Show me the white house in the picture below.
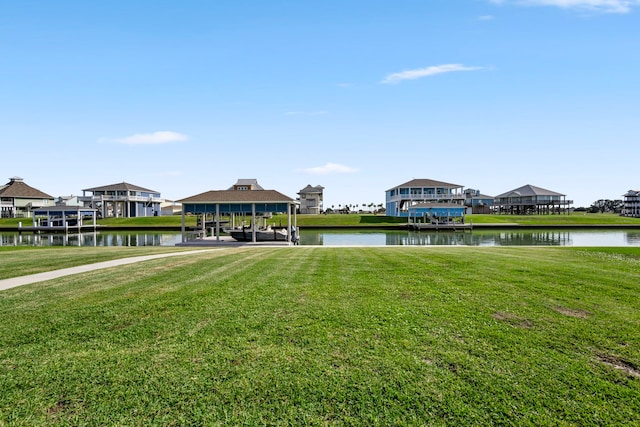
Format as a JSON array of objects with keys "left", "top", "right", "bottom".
[{"left": 298, "top": 184, "right": 324, "bottom": 214}]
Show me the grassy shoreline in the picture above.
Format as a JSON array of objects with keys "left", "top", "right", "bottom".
[
  {"left": 1, "top": 213, "right": 640, "bottom": 231},
  {"left": 1, "top": 246, "right": 639, "bottom": 425}
]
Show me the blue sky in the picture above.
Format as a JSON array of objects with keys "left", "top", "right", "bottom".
[{"left": 2, "top": 0, "right": 639, "bottom": 209}]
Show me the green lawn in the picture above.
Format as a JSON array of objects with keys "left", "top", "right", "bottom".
[
  {"left": 468, "top": 213, "right": 640, "bottom": 225},
  {"left": 0, "top": 247, "right": 194, "bottom": 280},
  {"left": 1, "top": 247, "right": 639, "bottom": 425},
  {"left": 2, "top": 212, "right": 639, "bottom": 229}
]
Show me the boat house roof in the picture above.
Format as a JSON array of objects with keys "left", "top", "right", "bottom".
[{"left": 178, "top": 189, "right": 295, "bottom": 215}]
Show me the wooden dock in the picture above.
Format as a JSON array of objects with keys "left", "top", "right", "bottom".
[
  {"left": 408, "top": 222, "right": 473, "bottom": 232},
  {"left": 17, "top": 224, "right": 101, "bottom": 234}
]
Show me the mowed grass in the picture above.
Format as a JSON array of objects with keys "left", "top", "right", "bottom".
[
  {"left": 1, "top": 247, "right": 639, "bottom": 425},
  {"left": 468, "top": 213, "right": 640, "bottom": 225},
  {"left": 0, "top": 247, "right": 194, "bottom": 280}
]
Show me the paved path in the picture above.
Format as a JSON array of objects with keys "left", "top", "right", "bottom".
[{"left": 0, "top": 249, "right": 219, "bottom": 291}]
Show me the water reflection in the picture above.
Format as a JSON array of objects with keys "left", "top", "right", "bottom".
[
  {"left": 1, "top": 229, "right": 639, "bottom": 247},
  {"left": 0, "top": 231, "right": 182, "bottom": 247},
  {"left": 299, "top": 229, "right": 640, "bottom": 247}
]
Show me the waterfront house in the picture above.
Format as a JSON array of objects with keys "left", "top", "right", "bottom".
[
  {"left": 494, "top": 184, "right": 572, "bottom": 215},
  {"left": 622, "top": 190, "right": 640, "bottom": 217},
  {"left": 177, "top": 179, "right": 297, "bottom": 243},
  {"left": 385, "top": 179, "right": 465, "bottom": 217},
  {"left": 80, "top": 182, "right": 162, "bottom": 218},
  {"left": 0, "top": 177, "right": 54, "bottom": 218},
  {"left": 463, "top": 189, "right": 494, "bottom": 214},
  {"left": 298, "top": 184, "right": 324, "bottom": 214}
]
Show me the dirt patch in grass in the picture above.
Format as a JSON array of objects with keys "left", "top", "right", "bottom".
[
  {"left": 492, "top": 311, "right": 533, "bottom": 328},
  {"left": 553, "top": 306, "right": 590, "bottom": 319},
  {"left": 47, "top": 399, "right": 72, "bottom": 416},
  {"left": 599, "top": 355, "right": 640, "bottom": 379}
]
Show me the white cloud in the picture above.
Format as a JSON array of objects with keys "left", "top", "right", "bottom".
[
  {"left": 101, "top": 131, "right": 189, "bottom": 145},
  {"left": 478, "top": 14, "right": 496, "bottom": 20},
  {"left": 381, "top": 64, "right": 484, "bottom": 84},
  {"left": 489, "top": 0, "right": 640, "bottom": 13},
  {"left": 300, "top": 163, "right": 358, "bottom": 175}
]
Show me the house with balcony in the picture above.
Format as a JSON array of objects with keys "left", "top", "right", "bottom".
[
  {"left": 0, "top": 177, "right": 54, "bottom": 218},
  {"left": 494, "top": 184, "right": 572, "bottom": 215},
  {"left": 622, "top": 189, "right": 640, "bottom": 217},
  {"left": 385, "top": 179, "right": 465, "bottom": 217},
  {"left": 464, "top": 189, "right": 494, "bottom": 214},
  {"left": 80, "top": 182, "right": 162, "bottom": 218},
  {"left": 298, "top": 184, "right": 324, "bottom": 214}
]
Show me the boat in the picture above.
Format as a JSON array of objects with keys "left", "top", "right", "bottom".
[{"left": 229, "top": 226, "right": 289, "bottom": 242}]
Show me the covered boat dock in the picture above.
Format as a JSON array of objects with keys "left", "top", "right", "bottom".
[
  {"left": 21, "top": 206, "right": 99, "bottom": 233},
  {"left": 177, "top": 185, "right": 298, "bottom": 246}
]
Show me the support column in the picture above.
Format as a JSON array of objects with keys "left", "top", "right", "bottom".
[
  {"left": 181, "top": 210, "right": 186, "bottom": 243},
  {"left": 287, "top": 204, "right": 292, "bottom": 244},
  {"left": 251, "top": 203, "right": 257, "bottom": 243},
  {"left": 216, "top": 204, "right": 220, "bottom": 242}
]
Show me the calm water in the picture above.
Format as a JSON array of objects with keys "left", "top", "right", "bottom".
[{"left": 2, "top": 229, "right": 640, "bottom": 247}]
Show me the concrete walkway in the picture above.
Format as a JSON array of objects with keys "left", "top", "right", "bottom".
[{"left": 0, "top": 249, "right": 220, "bottom": 291}]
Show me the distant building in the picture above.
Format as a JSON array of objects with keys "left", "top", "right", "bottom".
[
  {"left": 298, "top": 184, "right": 324, "bottom": 214},
  {"left": 494, "top": 184, "right": 572, "bottom": 215},
  {"left": 160, "top": 200, "right": 182, "bottom": 216},
  {"left": 0, "top": 177, "right": 54, "bottom": 218},
  {"left": 80, "top": 182, "right": 162, "bottom": 218},
  {"left": 385, "top": 179, "right": 465, "bottom": 217},
  {"left": 55, "top": 195, "right": 83, "bottom": 207},
  {"left": 464, "top": 189, "right": 494, "bottom": 214},
  {"left": 622, "top": 190, "right": 640, "bottom": 217}
]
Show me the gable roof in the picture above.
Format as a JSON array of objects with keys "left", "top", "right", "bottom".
[
  {"left": 495, "top": 184, "right": 565, "bottom": 199},
  {"left": 298, "top": 184, "right": 324, "bottom": 194},
  {"left": 82, "top": 182, "right": 159, "bottom": 193},
  {"left": 387, "top": 178, "right": 463, "bottom": 191},
  {"left": 178, "top": 189, "right": 294, "bottom": 204},
  {"left": 227, "top": 179, "right": 264, "bottom": 190},
  {"left": 0, "top": 177, "right": 53, "bottom": 199}
]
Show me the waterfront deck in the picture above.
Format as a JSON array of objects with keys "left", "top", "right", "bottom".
[
  {"left": 176, "top": 235, "right": 293, "bottom": 247},
  {"left": 408, "top": 222, "right": 473, "bottom": 232},
  {"left": 17, "top": 224, "right": 102, "bottom": 233}
]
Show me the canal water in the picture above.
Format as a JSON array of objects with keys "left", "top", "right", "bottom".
[{"left": 2, "top": 229, "right": 640, "bottom": 247}]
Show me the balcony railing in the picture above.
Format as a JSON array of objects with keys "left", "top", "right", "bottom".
[
  {"left": 389, "top": 194, "right": 465, "bottom": 201},
  {"left": 80, "top": 195, "right": 162, "bottom": 203}
]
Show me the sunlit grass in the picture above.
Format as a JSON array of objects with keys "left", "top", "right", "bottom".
[{"left": 1, "top": 247, "right": 639, "bottom": 425}]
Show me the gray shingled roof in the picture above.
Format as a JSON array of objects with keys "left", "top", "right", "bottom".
[
  {"left": 0, "top": 178, "right": 53, "bottom": 199},
  {"left": 387, "top": 178, "right": 463, "bottom": 191},
  {"left": 495, "top": 184, "right": 565, "bottom": 199},
  {"left": 178, "top": 189, "right": 294, "bottom": 203},
  {"left": 82, "top": 182, "right": 158, "bottom": 193},
  {"left": 298, "top": 184, "right": 324, "bottom": 194},
  {"left": 227, "top": 179, "right": 264, "bottom": 190}
]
